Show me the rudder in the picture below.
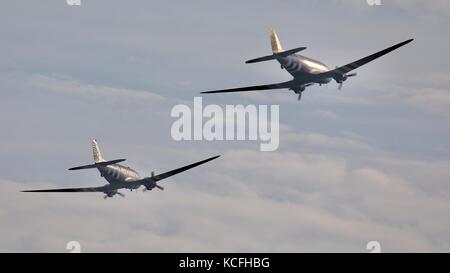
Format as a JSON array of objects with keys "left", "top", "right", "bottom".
[
  {"left": 92, "top": 139, "right": 105, "bottom": 162},
  {"left": 270, "top": 28, "right": 283, "bottom": 53}
]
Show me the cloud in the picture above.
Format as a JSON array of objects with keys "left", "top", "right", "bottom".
[
  {"left": 405, "top": 88, "right": 450, "bottom": 117},
  {"left": 391, "top": 0, "right": 450, "bottom": 17},
  {"left": 1, "top": 70, "right": 450, "bottom": 253},
  {"left": 363, "top": 83, "right": 450, "bottom": 117},
  {"left": 29, "top": 74, "right": 166, "bottom": 104},
  {"left": 2, "top": 144, "right": 450, "bottom": 252},
  {"left": 308, "top": 110, "right": 338, "bottom": 120},
  {"left": 280, "top": 128, "right": 375, "bottom": 155}
]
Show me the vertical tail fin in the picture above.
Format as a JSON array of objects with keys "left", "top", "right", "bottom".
[
  {"left": 270, "top": 28, "right": 283, "bottom": 53},
  {"left": 92, "top": 139, "right": 105, "bottom": 163}
]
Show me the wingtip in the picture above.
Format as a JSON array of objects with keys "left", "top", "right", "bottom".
[
  {"left": 201, "top": 155, "right": 220, "bottom": 163},
  {"left": 401, "top": 38, "right": 414, "bottom": 45}
]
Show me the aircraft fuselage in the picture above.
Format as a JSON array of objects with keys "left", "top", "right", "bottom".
[
  {"left": 276, "top": 54, "right": 332, "bottom": 85},
  {"left": 97, "top": 164, "right": 141, "bottom": 189}
]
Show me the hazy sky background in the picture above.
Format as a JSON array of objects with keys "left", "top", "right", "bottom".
[{"left": 1, "top": 0, "right": 450, "bottom": 252}]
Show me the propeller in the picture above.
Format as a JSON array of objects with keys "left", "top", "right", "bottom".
[
  {"left": 149, "top": 171, "right": 164, "bottom": 190},
  {"left": 143, "top": 171, "right": 155, "bottom": 192},
  {"left": 142, "top": 184, "right": 164, "bottom": 191},
  {"left": 337, "top": 73, "right": 357, "bottom": 90},
  {"left": 142, "top": 170, "right": 164, "bottom": 192}
]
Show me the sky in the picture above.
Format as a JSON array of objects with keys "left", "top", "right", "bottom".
[{"left": 0, "top": 0, "right": 450, "bottom": 252}]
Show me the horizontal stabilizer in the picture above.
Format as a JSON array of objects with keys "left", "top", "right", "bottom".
[
  {"left": 68, "top": 159, "right": 126, "bottom": 170},
  {"left": 246, "top": 47, "right": 307, "bottom": 64},
  {"left": 95, "top": 159, "right": 126, "bottom": 166},
  {"left": 277, "top": 47, "right": 307, "bottom": 57},
  {"left": 246, "top": 54, "right": 276, "bottom": 64}
]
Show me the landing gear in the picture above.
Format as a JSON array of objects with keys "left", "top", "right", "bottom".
[
  {"left": 142, "top": 185, "right": 152, "bottom": 192},
  {"left": 291, "top": 87, "right": 305, "bottom": 101},
  {"left": 103, "top": 190, "right": 125, "bottom": 199},
  {"left": 103, "top": 193, "right": 114, "bottom": 199}
]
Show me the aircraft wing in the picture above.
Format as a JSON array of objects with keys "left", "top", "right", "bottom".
[
  {"left": 150, "top": 155, "right": 220, "bottom": 182},
  {"left": 131, "top": 155, "right": 220, "bottom": 191},
  {"left": 201, "top": 80, "right": 295, "bottom": 94},
  {"left": 319, "top": 39, "right": 413, "bottom": 77},
  {"left": 22, "top": 185, "right": 110, "bottom": 193}
]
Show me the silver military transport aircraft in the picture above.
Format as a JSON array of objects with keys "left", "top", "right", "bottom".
[
  {"left": 202, "top": 29, "right": 413, "bottom": 100},
  {"left": 23, "top": 139, "right": 220, "bottom": 199}
]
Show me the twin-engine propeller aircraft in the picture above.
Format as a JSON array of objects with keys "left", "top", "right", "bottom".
[
  {"left": 202, "top": 29, "right": 413, "bottom": 101},
  {"left": 23, "top": 139, "right": 220, "bottom": 199}
]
